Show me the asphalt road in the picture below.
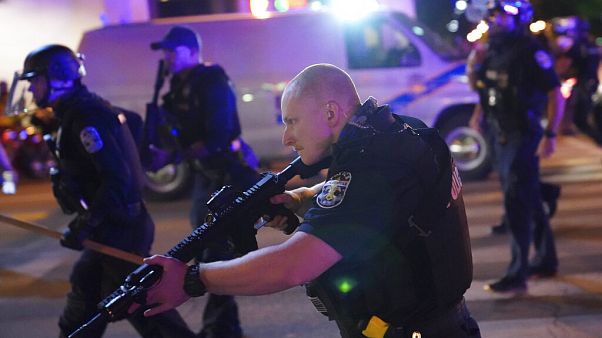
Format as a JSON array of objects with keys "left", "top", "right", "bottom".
[{"left": 1, "top": 134, "right": 602, "bottom": 338}]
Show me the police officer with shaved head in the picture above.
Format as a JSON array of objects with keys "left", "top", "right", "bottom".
[
  {"left": 17, "top": 44, "right": 195, "bottom": 338},
  {"left": 138, "top": 63, "right": 481, "bottom": 338},
  {"left": 468, "top": 0, "right": 563, "bottom": 293}
]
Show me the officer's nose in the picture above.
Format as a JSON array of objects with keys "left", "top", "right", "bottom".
[{"left": 282, "top": 127, "right": 293, "bottom": 147}]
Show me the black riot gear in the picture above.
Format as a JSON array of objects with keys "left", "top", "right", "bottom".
[
  {"left": 299, "top": 98, "right": 477, "bottom": 337},
  {"left": 20, "top": 44, "right": 85, "bottom": 81}
]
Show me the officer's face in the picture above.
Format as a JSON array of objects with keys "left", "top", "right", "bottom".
[
  {"left": 27, "top": 75, "right": 49, "bottom": 108},
  {"left": 281, "top": 93, "right": 333, "bottom": 166},
  {"left": 163, "top": 46, "right": 198, "bottom": 74},
  {"left": 488, "top": 10, "right": 517, "bottom": 34}
]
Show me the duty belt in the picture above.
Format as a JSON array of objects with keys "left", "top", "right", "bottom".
[{"left": 361, "top": 298, "right": 469, "bottom": 338}]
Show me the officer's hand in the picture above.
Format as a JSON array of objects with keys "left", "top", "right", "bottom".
[
  {"left": 537, "top": 136, "right": 556, "bottom": 158},
  {"left": 147, "top": 144, "right": 177, "bottom": 172},
  {"left": 60, "top": 215, "right": 91, "bottom": 251},
  {"left": 262, "top": 191, "right": 300, "bottom": 230},
  {"left": 135, "top": 255, "right": 190, "bottom": 317}
]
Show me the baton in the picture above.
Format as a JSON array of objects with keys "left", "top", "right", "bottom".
[{"left": 0, "top": 213, "right": 144, "bottom": 264}]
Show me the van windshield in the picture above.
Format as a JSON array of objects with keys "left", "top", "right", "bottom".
[
  {"left": 393, "top": 13, "right": 467, "bottom": 61},
  {"left": 344, "top": 11, "right": 467, "bottom": 69}
]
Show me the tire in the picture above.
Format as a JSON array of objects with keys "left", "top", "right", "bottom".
[
  {"left": 438, "top": 109, "right": 492, "bottom": 181},
  {"left": 143, "top": 161, "right": 193, "bottom": 201}
]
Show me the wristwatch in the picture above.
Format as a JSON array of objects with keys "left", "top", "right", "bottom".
[
  {"left": 183, "top": 264, "right": 206, "bottom": 297},
  {"left": 544, "top": 130, "right": 557, "bottom": 138}
]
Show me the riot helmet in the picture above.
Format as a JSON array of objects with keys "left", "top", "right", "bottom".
[
  {"left": 18, "top": 45, "right": 86, "bottom": 108},
  {"left": 20, "top": 44, "right": 85, "bottom": 81},
  {"left": 488, "top": 0, "right": 533, "bottom": 28}
]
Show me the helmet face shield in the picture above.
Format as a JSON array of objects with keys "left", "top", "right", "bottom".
[{"left": 5, "top": 71, "right": 35, "bottom": 115}]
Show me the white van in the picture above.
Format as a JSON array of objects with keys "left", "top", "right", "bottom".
[{"left": 78, "top": 9, "right": 490, "bottom": 199}]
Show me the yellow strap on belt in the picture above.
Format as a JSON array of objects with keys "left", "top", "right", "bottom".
[{"left": 361, "top": 315, "right": 389, "bottom": 338}]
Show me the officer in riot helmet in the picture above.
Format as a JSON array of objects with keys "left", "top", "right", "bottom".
[
  {"left": 139, "top": 64, "right": 481, "bottom": 338},
  {"left": 18, "top": 44, "right": 195, "bottom": 338},
  {"left": 469, "top": 0, "right": 563, "bottom": 293}
]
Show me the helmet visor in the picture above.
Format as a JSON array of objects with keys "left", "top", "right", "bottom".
[{"left": 5, "top": 72, "right": 36, "bottom": 115}]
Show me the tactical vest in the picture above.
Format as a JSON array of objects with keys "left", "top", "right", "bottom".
[
  {"left": 162, "top": 64, "right": 242, "bottom": 149},
  {"left": 478, "top": 35, "right": 531, "bottom": 133},
  {"left": 305, "top": 118, "right": 473, "bottom": 337}
]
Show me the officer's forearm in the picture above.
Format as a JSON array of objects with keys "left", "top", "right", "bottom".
[
  {"left": 200, "top": 242, "right": 303, "bottom": 295},
  {"left": 545, "top": 87, "right": 564, "bottom": 134},
  {"left": 200, "top": 232, "right": 340, "bottom": 296}
]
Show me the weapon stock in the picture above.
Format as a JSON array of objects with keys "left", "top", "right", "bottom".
[{"left": 69, "top": 156, "right": 330, "bottom": 338}]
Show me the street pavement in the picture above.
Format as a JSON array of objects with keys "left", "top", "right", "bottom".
[{"left": 1, "top": 134, "right": 602, "bottom": 337}]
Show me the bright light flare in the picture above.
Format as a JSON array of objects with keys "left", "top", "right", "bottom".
[
  {"left": 530, "top": 20, "right": 546, "bottom": 33},
  {"left": 331, "top": 0, "right": 380, "bottom": 21},
  {"left": 455, "top": 0, "right": 468, "bottom": 11},
  {"left": 503, "top": 4, "right": 519, "bottom": 16},
  {"left": 467, "top": 20, "right": 489, "bottom": 42},
  {"left": 250, "top": 0, "right": 270, "bottom": 19}
]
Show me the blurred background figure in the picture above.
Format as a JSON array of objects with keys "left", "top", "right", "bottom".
[
  {"left": 468, "top": 0, "right": 562, "bottom": 293},
  {"left": 0, "top": 80, "right": 18, "bottom": 194},
  {"left": 551, "top": 16, "right": 602, "bottom": 143},
  {"left": 0, "top": 142, "right": 17, "bottom": 195},
  {"left": 148, "top": 25, "right": 260, "bottom": 338}
]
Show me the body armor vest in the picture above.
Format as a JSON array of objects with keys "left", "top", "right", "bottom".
[{"left": 305, "top": 113, "right": 473, "bottom": 337}]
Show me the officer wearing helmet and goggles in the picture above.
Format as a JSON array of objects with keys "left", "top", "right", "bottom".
[
  {"left": 17, "top": 44, "right": 196, "bottom": 338},
  {"left": 468, "top": 1, "right": 563, "bottom": 293}
]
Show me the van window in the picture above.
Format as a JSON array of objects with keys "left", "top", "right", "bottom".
[
  {"left": 394, "top": 13, "right": 467, "bottom": 61},
  {"left": 344, "top": 17, "right": 421, "bottom": 69}
]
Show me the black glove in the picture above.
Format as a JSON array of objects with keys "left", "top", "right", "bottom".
[{"left": 60, "top": 214, "right": 92, "bottom": 251}]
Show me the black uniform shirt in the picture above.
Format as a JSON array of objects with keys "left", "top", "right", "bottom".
[
  {"left": 298, "top": 98, "right": 428, "bottom": 261},
  {"left": 54, "top": 86, "right": 150, "bottom": 252}
]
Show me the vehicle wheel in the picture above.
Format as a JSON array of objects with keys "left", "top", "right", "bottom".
[
  {"left": 438, "top": 109, "right": 492, "bottom": 181},
  {"left": 143, "top": 162, "right": 192, "bottom": 201}
]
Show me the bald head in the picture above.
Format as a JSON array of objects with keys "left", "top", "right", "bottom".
[
  {"left": 280, "top": 64, "right": 361, "bottom": 164},
  {"left": 282, "top": 64, "right": 360, "bottom": 115}
]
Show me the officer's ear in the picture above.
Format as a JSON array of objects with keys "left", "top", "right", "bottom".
[{"left": 325, "top": 101, "right": 341, "bottom": 127}]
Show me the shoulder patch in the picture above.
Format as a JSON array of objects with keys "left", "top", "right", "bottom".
[
  {"left": 316, "top": 171, "right": 352, "bottom": 209},
  {"left": 80, "top": 127, "right": 104, "bottom": 154},
  {"left": 534, "top": 50, "right": 553, "bottom": 69}
]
